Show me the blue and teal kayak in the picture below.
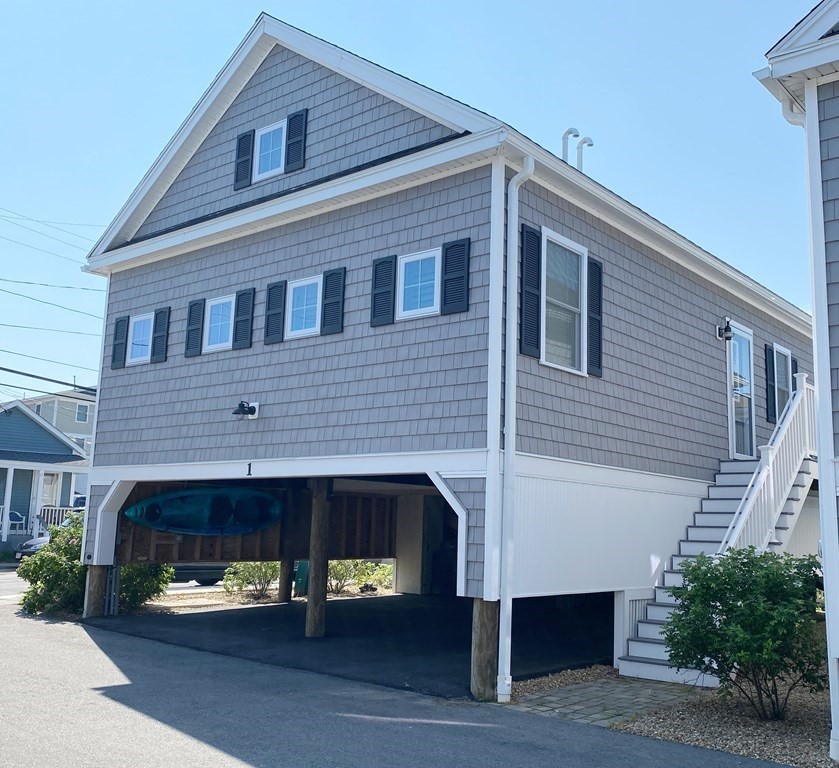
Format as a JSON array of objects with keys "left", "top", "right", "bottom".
[{"left": 123, "top": 488, "right": 282, "bottom": 536}]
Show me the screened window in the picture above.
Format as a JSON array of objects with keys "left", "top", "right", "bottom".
[
  {"left": 774, "top": 344, "right": 793, "bottom": 418},
  {"left": 542, "top": 230, "right": 587, "bottom": 373},
  {"left": 75, "top": 404, "right": 89, "bottom": 423},
  {"left": 253, "top": 120, "right": 286, "bottom": 182},
  {"left": 203, "top": 296, "right": 235, "bottom": 352},
  {"left": 127, "top": 313, "right": 154, "bottom": 365},
  {"left": 396, "top": 249, "right": 441, "bottom": 320},
  {"left": 286, "top": 276, "right": 323, "bottom": 339}
]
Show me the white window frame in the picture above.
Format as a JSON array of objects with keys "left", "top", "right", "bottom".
[
  {"left": 126, "top": 312, "right": 154, "bottom": 366},
  {"left": 539, "top": 227, "right": 588, "bottom": 377},
  {"left": 252, "top": 119, "right": 287, "bottom": 183},
  {"left": 773, "top": 342, "right": 793, "bottom": 419},
  {"left": 203, "top": 295, "right": 236, "bottom": 353},
  {"left": 726, "top": 320, "right": 757, "bottom": 460},
  {"left": 75, "top": 403, "right": 89, "bottom": 423},
  {"left": 396, "top": 248, "right": 442, "bottom": 321},
  {"left": 285, "top": 275, "right": 323, "bottom": 340}
]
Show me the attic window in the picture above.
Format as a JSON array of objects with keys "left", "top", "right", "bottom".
[{"left": 253, "top": 120, "right": 287, "bottom": 182}]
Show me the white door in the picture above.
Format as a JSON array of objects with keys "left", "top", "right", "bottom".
[{"left": 727, "top": 324, "right": 756, "bottom": 459}]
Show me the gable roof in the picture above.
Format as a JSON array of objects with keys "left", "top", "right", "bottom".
[
  {"left": 87, "top": 13, "right": 501, "bottom": 260},
  {"left": 0, "top": 401, "right": 88, "bottom": 459}
]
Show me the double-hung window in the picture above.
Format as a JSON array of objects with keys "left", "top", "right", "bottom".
[
  {"left": 203, "top": 295, "right": 235, "bottom": 352},
  {"left": 127, "top": 313, "right": 154, "bottom": 365},
  {"left": 542, "top": 228, "right": 588, "bottom": 374},
  {"left": 286, "top": 276, "right": 323, "bottom": 339},
  {"left": 75, "top": 403, "right": 89, "bottom": 423},
  {"left": 253, "top": 120, "right": 287, "bottom": 182},
  {"left": 396, "top": 248, "right": 441, "bottom": 320},
  {"left": 773, "top": 344, "right": 793, "bottom": 418}
]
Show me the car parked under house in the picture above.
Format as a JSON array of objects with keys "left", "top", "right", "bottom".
[{"left": 81, "top": 14, "right": 819, "bottom": 701}]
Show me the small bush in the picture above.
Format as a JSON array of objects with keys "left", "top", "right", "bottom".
[
  {"left": 120, "top": 563, "right": 173, "bottom": 610},
  {"left": 358, "top": 561, "right": 394, "bottom": 590},
  {"left": 327, "top": 559, "right": 393, "bottom": 593},
  {"left": 223, "top": 561, "right": 279, "bottom": 599},
  {"left": 664, "top": 547, "right": 826, "bottom": 720}
]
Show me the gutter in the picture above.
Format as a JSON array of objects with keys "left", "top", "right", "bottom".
[{"left": 496, "top": 155, "right": 535, "bottom": 702}]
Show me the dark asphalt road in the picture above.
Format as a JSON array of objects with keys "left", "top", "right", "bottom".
[{"left": 1, "top": 602, "right": 784, "bottom": 768}]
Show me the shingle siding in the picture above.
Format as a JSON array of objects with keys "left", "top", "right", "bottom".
[
  {"left": 94, "top": 167, "right": 491, "bottom": 467},
  {"left": 0, "top": 408, "right": 73, "bottom": 455},
  {"left": 444, "top": 476, "right": 486, "bottom": 598},
  {"left": 516, "top": 178, "right": 813, "bottom": 481},
  {"left": 83, "top": 485, "right": 108, "bottom": 562},
  {"left": 133, "top": 44, "right": 457, "bottom": 240}
]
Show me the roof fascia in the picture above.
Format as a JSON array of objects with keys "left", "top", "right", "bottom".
[
  {"left": 765, "top": 35, "right": 839, "bottom": 80},
  {"left": 4, "top": 401, "right": 89, "bottom": 458},
  {"left": 503, "top": 133, "right": 812, "bottom": 338},
  {"left": 85, "top": 128, "right": 507, "bottom": 275},
  {"left": 89, "top": 14, "right": 499, "bottom": 261},
  {"left": 767, "top": 1, "right": 836, "bottom": 58}
]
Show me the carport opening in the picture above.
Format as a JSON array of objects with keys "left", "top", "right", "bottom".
[{"left": 511, "top": 592, "right": 614, "bottom": 679}]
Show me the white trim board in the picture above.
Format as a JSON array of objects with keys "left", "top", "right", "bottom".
[{"left": 88, "top": 448, "right": 488, "bottom": 485}]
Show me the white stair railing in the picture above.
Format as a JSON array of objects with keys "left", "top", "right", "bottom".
[{"left": 717, "top": 373, "right": 816, "bottom": 554}]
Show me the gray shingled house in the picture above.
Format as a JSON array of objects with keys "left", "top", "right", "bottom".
[{"left": 82, "top": 14, "right": 818, "bottom": 700}]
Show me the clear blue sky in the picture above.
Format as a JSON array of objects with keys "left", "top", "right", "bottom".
[{"left": 0, "top": 0, "right": 816, "bottom": 399}]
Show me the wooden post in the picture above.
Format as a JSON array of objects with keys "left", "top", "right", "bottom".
[
  {"left": 471, "top": 598, "right": 500, "bottom": 701},
  {"left": 83, "top": 565, "right": 108, "bottom": 618},
  {"left": 305, "top": 478, "right": 330, "bottom": 637},
  {"left": 278, "top": 558, "right": 295, "bottom": 603}
]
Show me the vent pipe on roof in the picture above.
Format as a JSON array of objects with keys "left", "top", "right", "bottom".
[
  {"left": 561, "top": 128, "right": 579, "bottom": 163},
  {"left": 576, "top": 137, "right": 594, "bottom": 171}
]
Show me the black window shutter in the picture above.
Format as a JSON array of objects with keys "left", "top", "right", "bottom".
[
  {"left": 111, "top": 316, "right": 129, "bottom": 370},
  {"left": 150, "top": 307, "right": 170, "bottom": 364},
  {"left": 233, "top": 130, "right": 255, "bottom": 190},
  {"left": 321, "top": 268, "right": 346, "bottom": 335},
  {"left": 765, "top": 344, "right": 776, "bottom": 424},
  {"left": 520, "top": 224, "right": 541, "bottom": 358},
  {"left": 264, "top": 281, "right": 287, "bottom": 344},
  {"left": 441, "top": 238, "right": 470, "bottom": 315},
  {"left": 587, "top": 259, "right": 603, "bottom": 377},
  {"left": 285, "top": 108, "right": 308, "bottom": 173},
  {"left": 792, "top": 357, "right": 799, "bottom": 392},
  {"left": 232, "top": 288, "right": 256, "bottom": 350},
  {"left": 370, "top": 255, "right": 396, "bottom": 327},
  {"left": 185, "top": 299, "right": 205, "bottom": 358}
]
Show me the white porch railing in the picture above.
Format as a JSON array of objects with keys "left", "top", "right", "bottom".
[
  {"left": 34, "top": 506, "right": 76, "bottom": 535},
  {"left": 717, "top": 373, "right": 816, "bottom": 554}
]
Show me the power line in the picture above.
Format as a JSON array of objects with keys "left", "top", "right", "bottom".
[
  {"left": 0, "top": 323, "right": 99, "bottom": 337},
  {"left": 0, "top": 366, "right": 96, "bottom": 394},
  {"left": 0, "top": 382, "right": 95, "bottom": 403},
  {"left": 0, "top": 215, "right": 88, "bottom": 250},
  {"left": 0, "top": 287, "right": 102, "bottom": 319},
  {"left": 0, "top": 348, "right": 98, "bottom": 373},
  {"left": 0, "top": 215, "right": 103, "bottom": 227},
  {"left": 0, "top": 207, "right": 98, "bottom": 242},
  {"left": 0, "top": 233, "right": 85, "bottom": 264},
  {"left": 0, "top": 277, "right": 104, "bottom": 292}
]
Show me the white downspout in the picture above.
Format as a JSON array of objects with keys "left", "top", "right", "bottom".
[{"left": 497, "top": 155, "right": 535, "bottom": 702}]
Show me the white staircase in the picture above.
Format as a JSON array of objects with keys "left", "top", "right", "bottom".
[{"left": 618, "top": 374, "right": 817, "bottom": 685}]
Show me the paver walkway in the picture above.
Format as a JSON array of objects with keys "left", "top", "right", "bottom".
[{"left": 510, "top": 676, "right": 701, "bottom": 726}]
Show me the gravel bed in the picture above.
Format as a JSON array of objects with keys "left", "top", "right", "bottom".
[
  {"left": 511, "top": 664, "right": 618, "bottom": 701},
  {"left": 611, "top": 685, "right": 832, "bottom": 768}
]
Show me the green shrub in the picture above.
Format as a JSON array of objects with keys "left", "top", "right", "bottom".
[
  {"left": 327, "top": 559, "right": 393, "bottom": 593},
  {"left": 120, "top": 563, "right": 173, "bottom": 610},
  {"left": 17, "top": 511, "right": 174, "bottom": 615},
  {"left": 222, "top": 561, "right": 279, "bottom": 599},
  {"left": 663, "top": 547, "right": 826, "bottom": 720},
  {"left": 357, "top": 561, "right": 394, "bottom": 590}
]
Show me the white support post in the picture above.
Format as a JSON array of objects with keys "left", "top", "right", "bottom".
[
  {"left": 1, "top": 468, "right": 13, "bottom": 542},
  {"left": 31, "top": 469, "right": 45, "bottom": 536}
]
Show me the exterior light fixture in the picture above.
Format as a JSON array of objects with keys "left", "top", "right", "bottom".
[
  {"left": 232, "top": 400, "right": 259, "bottom": 419},
  {"left": 716, "top": 317, "right": 733, "bottom": 342}
]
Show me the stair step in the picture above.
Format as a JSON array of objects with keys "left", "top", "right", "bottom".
[
  {"left": 701, "top": 498, "right": 741, "bottom": 513},
  {"left": 662, "top": 569, "right": 684, "bottom": 588},
  {"left": 618, "top": 656, "right": 720, "bottom": 687},
  {"left": 719, "top": 459, "right": 759, "bottom": 473},
  {"left": 654, "top": 585, "right": 678, "bottom": 604},
  {"left": 628, "top": 637, "right": 669, "bottom": 661},
  {"left": 714, "top": 473, "right": 754, "bottom": 486},
  {"left": 671, "top": 554, "right": 696, "bottom": 570},
  {"left": 646, "top": 602, "right": 675, "bottom": 621},
  {"left": 686, "top": 525, "right": 728, "bottom": 542},
  {"left": 694, "top": 512, "right": 735, "bottom": 527},
  {"left": 708, "top": 485, "right": 748, "bottom": 500},
  {"left": 637, "top": 619, "right": 667, "bottom": 640},
  {"left": 679, "top": 539, "right": 720, "bottom": 556}
]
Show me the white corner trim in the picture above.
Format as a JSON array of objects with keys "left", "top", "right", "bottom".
[
  {"left": 86, "top": 129, "right": 506, "bottom": 275},
  {"left": 428, "top": 472, "right": 468, "bottom": 598},
  {"left": 89, "top": 480, "right": 136, "bottom": 566}
]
